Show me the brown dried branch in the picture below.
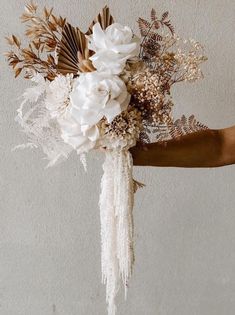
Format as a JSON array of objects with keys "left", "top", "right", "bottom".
[
  {"left": 5, "top": 2, "right": 66, "bottom": 79},
  {"left": 138, "top": 9, "right": 175, "bottom": 63}
]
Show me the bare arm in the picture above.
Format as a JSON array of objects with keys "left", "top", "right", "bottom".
[{"left": 131, "top": 126, "right": 235, "bottom": 168}]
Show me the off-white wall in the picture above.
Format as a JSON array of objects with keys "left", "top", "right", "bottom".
[{"left": 1, "top": 0, "right": 235, "bottom": 314}]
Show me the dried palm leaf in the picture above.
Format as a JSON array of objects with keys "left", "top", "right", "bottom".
[
  {"left": 57, "top": 23, "right": 87, "bottom": 75},
  {"left": 86, "top": 5, "right": 114, "bottom": 35}
]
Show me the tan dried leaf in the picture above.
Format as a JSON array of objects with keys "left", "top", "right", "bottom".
[
  {"left": 15, "top": 67, "right": 22, "bottom": 78},
  {"left": 12, "top": 35, "right": 21, "bottom": 48},
  {"left": 25, "top": 1, "right": 38, "bottom": 14},
  {"left": 86, "top": 6, "right": 114, "bottom": 35},
  {"left": 151, "top": 8, "right": 157, "bottom": 21},
  {"left": 5, "top": 36, "right": 15, "bottom": 46},
  {"left": 43, "top": 7, "right": 53, "bottom": 19}
]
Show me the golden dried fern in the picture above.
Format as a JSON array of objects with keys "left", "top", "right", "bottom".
[{"left": 170, "top": 115, "right": 208, "bottom": 139}]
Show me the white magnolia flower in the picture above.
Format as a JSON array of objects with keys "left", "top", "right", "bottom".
[
  {"left": 45, "top": 74, "right": 98, "bottom": 154},
  {"left": 87, "top": 22, "right": 139, "bottom": 74},
  {"left": 69, "top": 71, "right": 130, "bottom": 126}
]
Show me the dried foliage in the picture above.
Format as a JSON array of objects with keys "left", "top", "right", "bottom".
[
  {"left": 128, "top": 63, "right": 173, "bottom": 121},
  {"left": 139, "top": 124, "right": 170, "bottom": 143},
  {"left": 130, "top": 9, "right": 207, "bottom": 144},
  {"left": 57, "top": 6, "right": 114, "bottom": 75},
  {"left": 138, "top": 115, "right": 208, "bottom": 144},
  {"left": 137, "top": 10, "right": 207, "bottom": 82},
  {"left": 86, "top": 5, "right": 114, "bottom": 35},
  {"left": 5, "top": 1, "right": 66, "bottom": 80},
  {"left": 169, "top": 115, "right": 208, "bottom": 139},
  {"left": 6, "top": 4, "right": 208, "bottom": 149},
  {"left": 57, "top": 23, "right": 95, "bottom": 75},
  {"left": 5, "top": 3, "right": 115, "bottom": 79},
  {"left": 138, "top": 9, "right": 174, "bottom": 61}
]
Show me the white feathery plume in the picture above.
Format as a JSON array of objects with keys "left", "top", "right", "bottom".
[{"left": 14, "top": 74, "right": 73, "bottom": 167}]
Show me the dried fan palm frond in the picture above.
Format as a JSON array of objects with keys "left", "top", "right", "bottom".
[
  {"left": 86, "top": 5, "right": 114, "bottom": 35},
  {"left": 77, "top": 51, "right": 96, "bottom": 73},
  {"left": 57, "top": 23, "right": 94, "bottom": 75}
]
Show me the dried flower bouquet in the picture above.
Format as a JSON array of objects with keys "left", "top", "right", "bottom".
[{"left": 6, "top": 3, "right": 207, "bottom": 315}]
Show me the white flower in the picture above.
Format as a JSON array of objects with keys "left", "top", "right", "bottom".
[
  {"left": 58, "top": 110, "right": 99, "bottom": 154},
  {"left": 69, "top": 71, "right": 130, "bottom": 126},
  {"left": 45, "top": 74, "right": 98, "bottom": 154},
  {"left": 87, "top": 22, "right": 139, "bottom": 74},
  {"left": 45, "top": 74, "right": 73, "bottom": 119}
]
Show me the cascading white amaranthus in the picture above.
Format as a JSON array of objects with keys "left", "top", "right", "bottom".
[{"left": 100, "top": 149, "right": 135, "bottom": 315}]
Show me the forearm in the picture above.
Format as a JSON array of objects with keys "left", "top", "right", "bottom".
[{"left": 131, "top": 127, "right": 235, "bottom": 168}]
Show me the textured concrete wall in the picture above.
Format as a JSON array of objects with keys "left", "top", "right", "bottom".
[{"left": 1, "top": 1, "right": 235, "bottom": 314}]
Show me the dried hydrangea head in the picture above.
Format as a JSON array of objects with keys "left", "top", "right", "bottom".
[{"left": 126, "top": 63, "right": 173, "bottom": 127}]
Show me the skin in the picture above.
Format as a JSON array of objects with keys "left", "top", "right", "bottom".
[{"left": 130, "top": 125, "right": 235, "bottom": 168}]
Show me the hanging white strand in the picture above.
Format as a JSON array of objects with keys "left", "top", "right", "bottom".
[
  {"left": 114, "top": 150, "right": 135, "bottom": 299},
  {"left": 100, "top": 151, "right": 119, "bottom": 315},
  {"left": 99, "top": 149, "right": 135, "bottom": 315}
]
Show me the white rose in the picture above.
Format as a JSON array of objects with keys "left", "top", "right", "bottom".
[
  {"left": 59, "top": 110, "right": 99, "bottom": 154},
  {"left": 87, "top": 22, "right": 139, "bottom": 74},
  {"left": 69, "top": 71, "right": 130, "bottom": 126}
]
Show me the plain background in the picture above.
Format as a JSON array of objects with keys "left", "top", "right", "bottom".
[{"left": 1, "top": 0, "right": 235, "bottom": 314}]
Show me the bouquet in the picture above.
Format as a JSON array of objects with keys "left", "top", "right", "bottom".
[{"left": 5, "top": 3, "right": 207, "bottom": 314}]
